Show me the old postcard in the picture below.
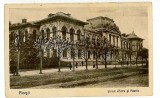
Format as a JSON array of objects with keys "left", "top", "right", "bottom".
[{"left": 5, "top": 3, "right": 152, "bottom": 97}]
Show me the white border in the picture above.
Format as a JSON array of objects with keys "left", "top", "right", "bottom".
[{"left": 1, "top": 0, "right": 160, "bottom": 98}]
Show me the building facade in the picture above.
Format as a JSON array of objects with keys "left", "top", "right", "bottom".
[{"left": 9, "top": 12, "right": 144, "bottom": 68}]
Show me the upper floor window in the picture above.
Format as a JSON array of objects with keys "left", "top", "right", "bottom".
[
  {"left": 33, "top": 30, "right": 37, "bottom": 40},
  {"left": 46, "top": 28, "right": 50, "bottom": 40},
  {"left": 70, "top": 28, "right": 75, "bottom": 42},
  {"left": 77, "top": 30, "right": 81, "bottom": 41},
  {"left": 41, "top": 30, "right": 44, "bottom": 39},
  {"left": 62, "top": 26, "right": 67, "bottom": 40},
  {"left": 52, "top": 27, "right": 57, "bottom": 39}
]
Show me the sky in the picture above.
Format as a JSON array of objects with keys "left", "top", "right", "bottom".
[{"left": 9, "top": 5, "right": 149, "bottom": 48}]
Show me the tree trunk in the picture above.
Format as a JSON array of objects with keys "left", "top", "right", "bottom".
[
  {"left": 96, "top": 51, "right": 98, "bottom": 69},
  {"left": 72, "top": 54, "right": 75, "bottom": 72},
  {"left": 58, "top": 56, "right": 61, "bottom": 72},
  {"left": 85, "top": 59, "right": 88, "bottom": 70},
  {"left": 16, "top": 51, "right": 20, "bottom": 76},
  {"left": 105, "top": 58, "right": 107, "bottom": 69},
  {"left": 39, "top": 51, "right": 43, "bottom": 74}
]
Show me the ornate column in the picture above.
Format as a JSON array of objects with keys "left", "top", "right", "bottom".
[
  {"left": 117, "top": 36, "right": 118, "bottom": 47},
  {"left": 118, "top": 36, "right": 121, "bottom": 48},
  {"left": 111, "top": 35, "right": 113, "bottom": 45}
]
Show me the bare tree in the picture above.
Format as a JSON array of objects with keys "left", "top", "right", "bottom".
[
  {"left": 14, "top": 34, "right": 21, "bottom": 76},
  {"left": 12, "top": 31, "right": 25, "bottom": 76},
  {"left": 93, "top": 36, "right": 101, "bottom": 69},
  {"left": 47, "top": 36, "right": 71, "bottom": 72},
  {"left": 101, "top": 36, "right": 112, "bottom": 69},
  {"left": 34, "top": 36, "right": 49, "bottom": 74}
]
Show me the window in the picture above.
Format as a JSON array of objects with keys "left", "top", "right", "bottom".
[
  {"left": 88, "top": 51, "right": 90, "bottom": 59},
  {"left": 63, "top": 49, "right": 67, "bottom": 58},
  {"left": 117, "top": 37, "right": 118, "bottom": 47},
  {"left": 109, "top": 34, "right": 111, "bottom": 44},
  {"left": 78, "top": 49, "right": 82, "bottom": 59},
  {"left": 33, "top": 30, "right": 37, "bottom": 40},
  {"left": 77, "top": 30, "right": 81, "bottom": 41},
  {"left": 52, "top": 27, "right": 57, "bottom": 39},
  {"left": 46, "top": 28, "right": 50, "bottom": 40},
  {"left": 113, "top": 36, "right": 115, "bottom": 46},
  {"left": 41, "top": 30, "right": 44, "bottom": 39},
  {"left": 62, "top": 26, "right": 67, "bottom": 40},
  {"left": 70, "top": 28, "right": 75, "bottom": 42},
  {"left": 71, "top": 49, "right": 74, "bottom": 59}
]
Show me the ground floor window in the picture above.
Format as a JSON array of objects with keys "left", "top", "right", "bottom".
[
  {"left": 63, "top": 49, "right": 67, "bottom": 58},
  {"left": 78, "top": 49, "right": 82, "bottom": 59},
  {"left": 88, "top": 51, "right": 90, "bottom": 59}
]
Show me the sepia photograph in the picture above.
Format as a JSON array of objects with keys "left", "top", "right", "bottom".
[{"left": 5, "top": 3, "right": 152, "bottom": 97}]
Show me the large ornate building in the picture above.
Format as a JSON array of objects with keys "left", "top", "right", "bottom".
[{"left": 9, "top": 12, "right": 144, "bottom": 68}]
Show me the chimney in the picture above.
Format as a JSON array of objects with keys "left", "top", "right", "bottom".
[{"left": 22, "top": 19, "right": 27, "bottom": 23}]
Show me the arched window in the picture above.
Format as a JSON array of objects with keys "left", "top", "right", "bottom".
[
  {"left": 62, "top": 26, "right": 67, "bottom": 40},
  {"left": 70, "top": 28, "right": 75, "bottom": 42},
  {"left": 46, "top": 28, "right": 50, "bottom": 40},
  {"left": 52, "top": 26, "right": 57, "bottom": 39},
  {"left": 77, "top": 30, "right": 81, "bottom": 41},
  {"left": 109, "top": 34, "right": 111, "bottom": 44},
  {"left": 33, "top": 30, "right": 37, "bottom": 40},
  {"left": 117, "top": 36, "right": 118, "bottom": 47},
  {"left": 41, "top": 30, "right": 44, "bottom": 39},
  {"left": 113, "top": 35, "right": 115, "bottom": 46}
]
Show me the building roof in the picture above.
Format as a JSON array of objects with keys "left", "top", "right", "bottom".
[
  {"left": 10, "top": 12, "right": 88, "bottom": 30},
  {"left": 36, "top": 12, "right": 88, "bottom": 25},
  {"left": 9, "top": 21, "right": 40, "bottom": 30},
  {"left": 86, "top": 16, "right": 114, "bottom": 22},
  {"left": 126, "top": 31, "right": 144, "bottom": 40}
]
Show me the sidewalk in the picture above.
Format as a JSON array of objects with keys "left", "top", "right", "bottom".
[{"left": 11, "top": 64, "right": 143, "bottom": 77}]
